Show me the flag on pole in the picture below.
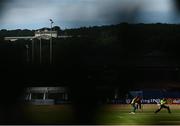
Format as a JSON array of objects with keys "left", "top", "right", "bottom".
[{"left": 49, "top": 19, "right": 54, "bottom": 24}]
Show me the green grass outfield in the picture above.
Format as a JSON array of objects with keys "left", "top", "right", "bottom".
[
  {"left": 95, "top": 104, "right": 180, "bottom": 125},
  {"left": 23, "top": 105, "right": 75, "bottom": 124},
  {"left": 23, "top": 104, "right": 180, "bottom": 124}
]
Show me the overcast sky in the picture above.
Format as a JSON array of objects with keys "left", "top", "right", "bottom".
[{"left": 0, "top": 0, "right": 179, "bottom": 30}]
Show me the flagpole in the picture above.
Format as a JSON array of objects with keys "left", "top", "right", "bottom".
[
  {"left": 32, "top": 38, "right": 34, "bottom": 64},
  {"left": 40, "top": 35, "right": 42, "bottom": 64},
  {"left": 49, "top": 19, "right": 53, "bottom": 64}
]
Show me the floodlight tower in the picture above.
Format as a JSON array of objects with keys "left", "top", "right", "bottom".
[{"left": 49, "top": 19, "right": 54, "bottom": 64}]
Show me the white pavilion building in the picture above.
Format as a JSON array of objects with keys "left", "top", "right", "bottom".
[{"left": 25, "top": 87, "right": 69, "bottom": 105}]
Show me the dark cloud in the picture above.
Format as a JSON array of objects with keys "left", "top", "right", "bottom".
[
  {"left": 175, "top": 0, "right": 180, "bottom": 11},
  {"left": 0, "top": 0, "right": 14, "bottom": 18},
  {"left": 97, "top": 5, "right": 141, "bottom": 24},
  {"left": 0, "top": 0, "right": 6, "bottom": 15}
]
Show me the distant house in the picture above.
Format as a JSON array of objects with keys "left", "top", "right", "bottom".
[{"left": 35, "top": 29, "right": 58, "bottom": 39}]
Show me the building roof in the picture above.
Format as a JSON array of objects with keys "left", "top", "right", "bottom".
[
  {"left": 26, "top": 87, "right": 67, "bottom": 93},
  {"left": 35, "top": 30, "right": 57, "bottom": 34}
]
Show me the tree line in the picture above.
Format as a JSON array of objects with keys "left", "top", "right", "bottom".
[{"left": 0, "top": 23, "right": 180, "bottom": 83}]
